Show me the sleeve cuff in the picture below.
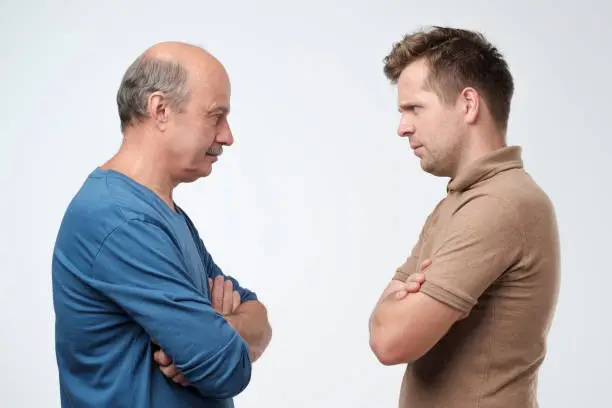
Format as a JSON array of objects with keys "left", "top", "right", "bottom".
[
  {"left": 393, "top": 268, "right": 410, "bottom": 282},
  {"left": 393, "top": 257, "right": 418, "bottom": 281},
  {"left": 240, "top": 291, "right": 258, "bottom": 303},
  {"left": 419, "top": 280, "right": 476, "bottom": 313}
]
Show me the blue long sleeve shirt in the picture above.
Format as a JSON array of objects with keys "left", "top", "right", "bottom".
[{"left": 52, "top": 168, "right": 257, "bottom": 407}]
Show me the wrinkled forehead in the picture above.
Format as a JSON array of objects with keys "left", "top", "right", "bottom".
[
  {"left": 397, "top": 59, "right": 430, "bottom": 94},
  {"left": 188, "top": 66, "right": 231, "bottom": 112}
]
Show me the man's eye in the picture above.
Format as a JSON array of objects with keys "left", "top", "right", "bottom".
[{"left": 400, "top": 105, "right": 417, "bottom": 113}]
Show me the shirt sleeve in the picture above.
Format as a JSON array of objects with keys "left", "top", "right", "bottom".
[
  {"left": 394, "top": 245, "right": 422, "bottom": 281},
  {"left": 419, "top": 195, "right": 524, "bottom": 314},
  {"left": 393, "top": 209, "right": 438, "bottom": 281},
  {"left": 197, "top": 238, "right": 258, "bottom": 303},
  {"left": 90, "top": 218, "right": 252, "bottom": 399}
]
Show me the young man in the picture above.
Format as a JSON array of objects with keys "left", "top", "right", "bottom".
[
  {"left": 52, "top": 42, "right": 272, "bottom": 407},
  {"left": 369, "top": 27, "right": 560, "bottom": 407}
]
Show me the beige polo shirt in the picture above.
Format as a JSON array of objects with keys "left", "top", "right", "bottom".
[{"left": 393, "top": 146, "right": 560, "bottom": 408}]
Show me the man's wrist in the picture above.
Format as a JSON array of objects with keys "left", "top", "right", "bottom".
[{"left": 225, "top": 313, "right": 240, "bottom": 332}]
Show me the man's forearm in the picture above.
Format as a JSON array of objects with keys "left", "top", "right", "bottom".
[
  {"left": 227, "top": 301, "right": 272, "bottom": 362},
  {"left": 370, "top": 291, "right": 400, "bottom": 333}
]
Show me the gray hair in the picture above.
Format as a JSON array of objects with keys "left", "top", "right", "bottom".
[{"left": 116, "top": 55, "right": 190, "bottom": 132}]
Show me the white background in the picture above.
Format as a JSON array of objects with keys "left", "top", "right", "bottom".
[{"left": 1, "top": 0, "right": 611, "bottom": 406}]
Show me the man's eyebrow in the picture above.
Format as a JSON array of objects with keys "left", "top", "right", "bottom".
[
  {"left": 398, "top": 102, "right": 419, "bottom": 111},
  {"left": 207, "top": 105, "right": 230, "bottom": 115}
]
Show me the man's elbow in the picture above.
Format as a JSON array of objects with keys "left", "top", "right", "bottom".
[
  {"left": 369, "top": 327, "right": 422, "bottom": 366},
  {"left": 187, "top": 336, "right": 253, "bottom": 399},
  {"left": 210, "top": 352, "right": 252, "bottom": 399},
  {"left": 251, "top": 323, "right": 273, "bottom": 363}
]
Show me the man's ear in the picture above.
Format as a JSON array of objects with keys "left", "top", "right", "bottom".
[
  {"left": 148, "top": 92, "right": 170, "bottom": 131},
  {"left": 459, "top": 87, "right": 480, "bottom": 125}
]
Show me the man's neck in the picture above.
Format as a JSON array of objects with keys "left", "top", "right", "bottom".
[
  {"left": 453, "top": 127, "right": 506, "bottom": 177},
  {"left": 101, "top": 133, "right": 178, "bottom": 211}
]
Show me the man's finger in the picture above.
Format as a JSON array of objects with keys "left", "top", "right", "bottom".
[
  {"left": 222, "top": 279, "right": 234, "bottom": 315},
  {"left": 394, "top": 289, "right": 408, "bottom": 300},
  {"left": 159, "top": 363, "right": 180, "bottom": 379},
  {"left": 406, "top": 281, "right": 421, "bottom": 291},
  {"left": 154, "top": 349, "right": 172, "bottom": 366},
  {"left": 172, "top": 373, "right": 190, "bottom": 387},
  {"left": 407, "top": 272, "right": 425, "bottom": 284},
  {"left": 391, "top": 279, "right": 424, "bottom": 301},
  {"left": 212, "top": 275, "right": 224, "bottom": 313},
  {"left": 381, "top": 279, "right": 408, "bottom": 300},
  {"left": 232, "top": 290, "right": 241, "bottom": 312},
  {"left": 419, "top": 259, "right": 432, "bottom": 271},
  {"left": 394, "top": 281, "right": 421, "bottom": 298}
]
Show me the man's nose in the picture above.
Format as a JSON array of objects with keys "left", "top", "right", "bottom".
[
  {"left": 397, "top": 120, "right": 415, "bottom": 138},
  {"left": 217, "top": 120, "right": 234, "bottom": 146}
]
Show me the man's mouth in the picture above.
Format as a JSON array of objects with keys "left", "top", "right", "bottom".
[{"left": 207, "top": 146, "right": 223, "bottom": 157}]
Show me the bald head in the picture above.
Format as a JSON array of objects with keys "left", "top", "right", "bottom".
[
  {"left": 116, "top": 41, "right": 228, "bottom": 132},
  {"left": 143, "top": 42, "right": 224, "bottom": 77}
]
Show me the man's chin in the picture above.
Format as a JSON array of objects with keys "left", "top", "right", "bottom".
[
  {"left": 421, "top": 162, "right": 449, "bottom": 178},
  {"left": 180, "top": 165, "right": 213, "bottom": 183},
  {"left": 420, "top": 160, "right": 439, "bottom": 176},
  {"left": 196, "top": 166, "right": 213, "bottom": 179},
  {"left": 419, "top": 159, "right": 432, "bottom": 172}
]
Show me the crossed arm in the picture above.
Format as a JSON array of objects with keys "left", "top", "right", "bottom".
[
  {"left": 369, "top": 260, "right": 466, "bottom": 365},
  {"left": 199, "top": 239, "right": 273, "bottom": 364},
  {"left": 90, "top": 219, "right": 271, "bottom": 398},
  {"left": 156, "top": 274, "right": 272, "bottom": 386},
  {"left": 369, "top": 196, "right": 523, "bottom": 365},
  {"left": 226, "top": 299, "right": 272, "bottom": 363},
  {"left": 154, "top": 247, "right": 272, "bottom": 387},
  {"left": 369, "top": 273, "right": 465, "bottom": 365}
]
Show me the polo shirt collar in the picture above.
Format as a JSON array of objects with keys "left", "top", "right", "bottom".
[{"left": 447, "top": 146, "right": 523, "bottom": 193}]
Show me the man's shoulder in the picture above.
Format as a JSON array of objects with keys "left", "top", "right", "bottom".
[
  {"left": 448, "top": 174, "right": 558, "bottom": 257},
  {"left": 55, "top": 169, "right": 174, "bottom": 252},
  {"left": 443, "top": 194, "right": 521, "bottom": 248},
  {"left": 461, "top": 169, "right": 555, "bottom": 220}
]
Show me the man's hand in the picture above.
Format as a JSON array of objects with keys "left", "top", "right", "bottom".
[
  {"left": 153, "top": 275, "right": 241, "bottom": 386},
  {"left": 209, "top": 275, "right": 241, "bottom": 315},
  {"left": 369, "top": 259, "right": 430, "bottom": 333},
  {"left": 208, "top": 275, "right": 272, "bottom": 363},
  {"left": 154, "top": 348, "right": 190, "bottom": 386},
  {"left": 379, "top": 259, "right": 431, "bottom": 302},
  {"left": 377, "top": 260, "right": 468, "bottom": 320},
  {"left": 225, "top": 301, "right": 271, "bottom": 363}
]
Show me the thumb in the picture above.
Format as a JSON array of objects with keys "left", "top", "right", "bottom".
[
  {"left": 232, "top": 290, "right": 241, "bottom": 312},
  {"left": 394, "top": 289, "right": 408, "bottom": 300},
  {"left": 154, "top": 349, "right": 172, "bottom": 366},
  {"left": 419, "top": 259, "right": 432, "bottom": 271}
]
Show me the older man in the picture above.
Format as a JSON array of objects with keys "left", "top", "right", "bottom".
[{"left": 52, "top": 42, "right": 272, "bottom": 408}]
